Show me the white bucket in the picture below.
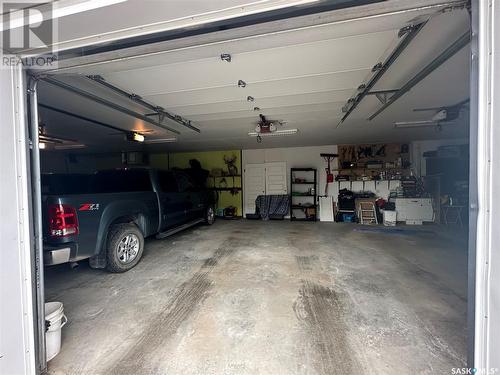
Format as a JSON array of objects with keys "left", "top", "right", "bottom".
[
  {"left": 45, "top": 302, "right": 67, "bottom": 361},
  {"left": 383, "top": 210, "right": 397, "bottom": 226}
]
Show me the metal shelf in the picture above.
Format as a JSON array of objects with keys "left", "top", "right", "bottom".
[
  {"left": 208, "top": 174, "right": 241, "bottom": 193},
  {"left": 209, "top": 175, "right": 241, "bottom": 178},
  {"left": 333, "top": 168, "right": 408, "bottom": 172},
  {"left": 290, "top": 168, "right": 317, "bottom": 222},
  {"left": 208, "top": 187, "right": 242, "bottom": 192}
]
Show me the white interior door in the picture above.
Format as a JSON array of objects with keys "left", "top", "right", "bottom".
[
  {"left": 265, "top": 162, "right": 287, "bottom": 195},
  {"left": 244, "top": 164, "right": 265, "bottom": 214}
]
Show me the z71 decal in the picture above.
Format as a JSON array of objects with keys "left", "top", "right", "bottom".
[{"left": 79, "top": 203, "right": 100, "bottom": 211}]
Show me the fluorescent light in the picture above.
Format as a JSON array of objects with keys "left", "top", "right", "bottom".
[
  {"left": 248, "top": 129, "right": 298, "bottom": 137},
  {"left": 39, "top": 142, "right": 46, "bottom": 149},
  {"left": 133, "top": 133, "right": 144, "bottom": 142},
  {"left": 53, "top": 0, "right": 127, "bottom": 18},
  {"left": 144, "top": 138, "right": 178, "bottom": 144},
  {"left": 1, "top": 0, "right": 127, "bottom": 31},
  {"left": 54, "top": 144, "right": 86, "bottom": 150},
  {"left": 126, "top": 132, "right": 145, "bottom": 142},
  {"left": 394, "top": 121, "right": 436, "bottom": 128}
]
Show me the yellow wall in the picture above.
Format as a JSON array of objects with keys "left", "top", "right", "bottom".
[
  {"left": 150, "top": 150, "right": 242, "bottom": 216},
  {"left": 149, "top": 153, "right": 168, "bottom": 168}
]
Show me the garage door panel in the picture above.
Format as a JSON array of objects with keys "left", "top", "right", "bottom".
[
  {"left": 104, "top": 30, "right": 396, "bottom": 94},
  {"left": 64, "top": 5, "right": 446, "bottom": 76},
  {"left": 168, "top": 90, "right": 352, "bottom": 116},
  {"left": 195, "top": 109, "right": 343, "bottom": 129},
  {"left": 188, "top": 102, "right": 346, "bottom": 122},
  {"left": 35, "top": 5, "right": 470, "bottom": 154},
  {"left": 38, "top": 84, "right": 161, "bottom": 134},
  {"left": 143, "top": 69, "right": 367, "bottom": 107},
  {"left": 78, "top": 11, "right": 422, "bottom": 76},
  {"left": 192, "top": 117, "right": 344, "bottom": 139},
  {"left": 373, "top": 10, "right": 470, "bottom": 91}
]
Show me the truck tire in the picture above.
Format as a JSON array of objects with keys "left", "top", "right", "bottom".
[
  {"left": 106, "top": 223, "right": 144, "bottom": 273},
  {"left": 205, "top": 206, "right": 215, "bottom": 225}
]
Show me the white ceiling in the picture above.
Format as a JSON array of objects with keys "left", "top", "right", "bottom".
[{"left": 38, "top": 2, "right": 471, "bottom": 152}]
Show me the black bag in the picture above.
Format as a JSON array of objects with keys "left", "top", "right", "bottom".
[{"left": 338, "top": 189, "right": 355, "bottom": 211}]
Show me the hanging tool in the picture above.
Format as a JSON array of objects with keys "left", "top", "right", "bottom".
[{"left": 320, "top": 153, "right": 338, "bottom": 195}]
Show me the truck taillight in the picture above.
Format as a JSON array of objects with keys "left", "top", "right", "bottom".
[{"left": 48, "top": 204, "right": 79, "bottom": 237}]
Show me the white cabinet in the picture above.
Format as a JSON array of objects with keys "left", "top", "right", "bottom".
[
  {"left": 265, "top": 162, "right": 288, "bottom": 195},
  {"left": 393, "top": 198, "right": 434, "bottom": 225},
  {"left": 244, "top": 162, "right": 287, "bottom": 214},
  {"left": 244, "top": 164, "right": 266, "bottom": 215}
]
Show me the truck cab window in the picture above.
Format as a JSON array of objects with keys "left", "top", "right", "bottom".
[
  {"left": 175, "top": 171, "right": 197, "bottom": 192},
  {"left": 93, "top": 169, "right": 153, "bottom": 193},
  {"left": 158, "top": 171, "right": 178, "bottom": 193}
]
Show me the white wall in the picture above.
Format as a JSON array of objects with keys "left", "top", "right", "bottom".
[
  {"left": 243, "top": 145, "right": 400, "bottom": 202},
  {"left": 243, "top": 145, "right": 339, "bottom": 198}
]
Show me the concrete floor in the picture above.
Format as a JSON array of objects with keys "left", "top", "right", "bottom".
[{"left": 45, "top": 220, "right": 468, "bottom": 375}]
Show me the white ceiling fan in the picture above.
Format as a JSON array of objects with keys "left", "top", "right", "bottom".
[
  {"left": 394, "top": 98, "right": 469, "bottom": 130},
  {"left": 38, "top": 125, "right": 86, "bottom": 150}
]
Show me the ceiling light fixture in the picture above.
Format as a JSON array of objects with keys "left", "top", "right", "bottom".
[
  {"left": 144, "top": 138, "right": 178, "bottom": 144},
  {"left": 39, "top": 142, "right": 46, "bottom": 149},
  {"left": 126, "top": 132, "right": 145, "bottom": 142},
  {"left": 247, "top": 96, "right": 254, "bottom": 102},
  {"left": 248, "top": 129, "right": 298, "bottom": 137},
  {"left": 393, "top": 121, "right": 438, "bottom": 128},
  {"left": 53, "top": 144, "right": 86, "bottom": 150},
  {"left": 238, "top": 80, "right": 247, "bottom": 88},
  {"left": 220, "top": 53, "right": 231, "bottom": 62},
  {"left": 253, "top": 106, "right": 260, "bottom": 111}
]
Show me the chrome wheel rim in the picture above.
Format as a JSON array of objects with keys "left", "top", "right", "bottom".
[
  {"left": 117, "top": 234, "right": 140, "bottom": 264},
  {"left": 207, "top": 207, "right": 215, "bottom": 223}
]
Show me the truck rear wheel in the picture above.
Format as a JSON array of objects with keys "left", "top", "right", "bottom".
[{"left": 106, "top": 223, "right": 144, "bottom": 273}]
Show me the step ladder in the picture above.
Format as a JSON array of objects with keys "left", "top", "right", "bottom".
[{"left": 358, "top": 202, "right": 378, "bottom": 225}]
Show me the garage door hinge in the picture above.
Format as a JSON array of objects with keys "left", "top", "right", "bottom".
[
  {"left": 371, "top": 62, "right": 383, "bottom": 72},
  {"left": 87, "top": 75, "right": 103, "bottom": 81},
  {"left": 129, "top": 93, "right": 143, "bottom": 101},
  {"left": 398, "top": 25, "right": 418, "bottom": 38}
]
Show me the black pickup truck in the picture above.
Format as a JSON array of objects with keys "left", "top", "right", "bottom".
[{"left": 42, "top": 168, "right": 215, "bottom": 272}]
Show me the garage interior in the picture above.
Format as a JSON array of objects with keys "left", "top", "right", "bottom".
[{"left": 36, "top": 1, "right": 470, "bottom": 374}]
